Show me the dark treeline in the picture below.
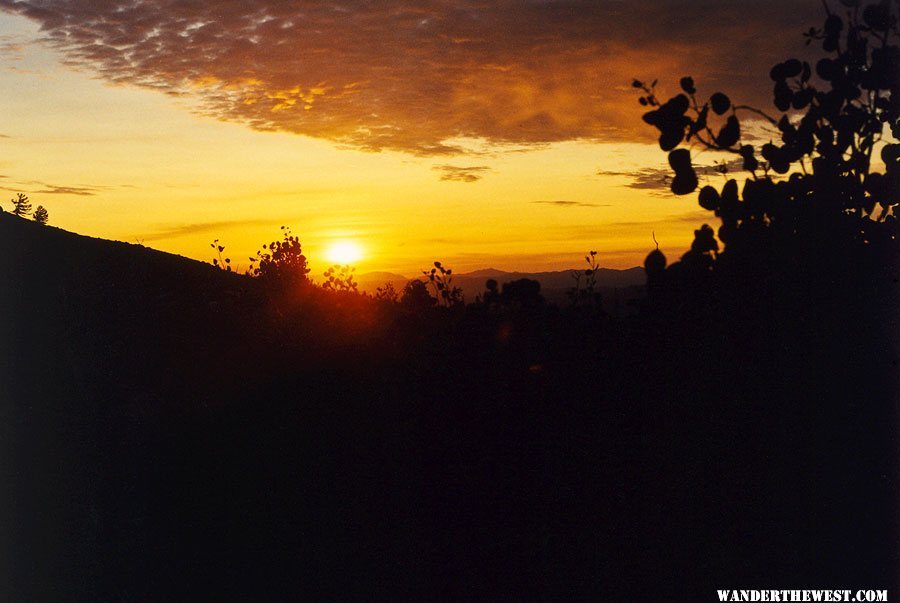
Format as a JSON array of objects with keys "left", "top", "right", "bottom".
[{"left": 2, "top": 1, "right": 899, "bottom": 600}]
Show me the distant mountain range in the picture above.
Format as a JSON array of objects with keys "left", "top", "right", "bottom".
[{"left": 356, "top": 266, "right": 647, "bottom": 307}]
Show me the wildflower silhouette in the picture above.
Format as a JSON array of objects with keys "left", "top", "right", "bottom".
[
  {"left": 209, "top": 239, "right": 231, "bottom": 271},
  {"left": 568, "top": 250, "right": 603, "bottom": 309},
  {"left": 423, "top": 261, "right": 464, "bottom": 307}
]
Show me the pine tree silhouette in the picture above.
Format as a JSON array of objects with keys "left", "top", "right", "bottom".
[
  {"left": 32, "top": 205, "right": 49, "bottom": 225},
  {"left": 10, "top": 193, "right": 32, "bottom": 217}
]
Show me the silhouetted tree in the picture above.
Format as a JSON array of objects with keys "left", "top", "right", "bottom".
[
  {"left": 10, "top": 193, "right": 31, "bottom": 218},
  {"left": 248, "top": 226, "right": 310, "bottom": 290},
  {"left": 32, "top": 205, "right": 49, "bottom": 225},
  {"left": 635, "top": 0, "right": 898, "bottom": 277}
]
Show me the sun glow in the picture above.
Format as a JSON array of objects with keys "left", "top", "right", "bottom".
[{"left": 326, "top": 240, "right": 364, "bottom": 265}]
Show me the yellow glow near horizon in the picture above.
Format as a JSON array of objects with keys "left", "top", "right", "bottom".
[{"left": 326, "top": 240, "right": 364, "bottom": 265}]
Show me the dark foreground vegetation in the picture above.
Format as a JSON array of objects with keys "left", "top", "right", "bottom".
[
  {"left": 2, "top": 1, "right": 899, "bottom": 600},
  {"left": 2, "top": 211, "right": 896, "bottom": 601}
]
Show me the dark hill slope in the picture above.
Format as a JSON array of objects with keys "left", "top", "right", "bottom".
[{"left": 0, "top": 214, "right": 267, "bottom": 600}]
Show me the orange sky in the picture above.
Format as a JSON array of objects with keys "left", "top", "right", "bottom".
[{"left": 0, "top": 1, "right": 820, "bottom": 275}]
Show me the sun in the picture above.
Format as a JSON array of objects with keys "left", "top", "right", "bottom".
[{"left": 326, "top": 240, "right": 364, "bottom": 265}]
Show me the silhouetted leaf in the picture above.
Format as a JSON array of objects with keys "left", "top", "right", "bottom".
[
  {"left": 659, "top": 128, "right": 684, "bottom": 152},
  {"left": 668, "top": 149, "right": 697, "bottom": 195},
  {"left": 863, "top": 4, "right": 889, "bottom": 31},
  {"left": 774, "top": 80, "right": 793, "bottom": 111},
  {"left": 825, "top": 14, "right": 843, "bottom": 36},
  {"left": 710, "top": 92, "right": 730, "bottom": 115},
  {"left": 740, "top": 145, "right": 759, "bottom": 171},
  {"left": 715, "top": 116, "right": 740, "bottom": 148},
  {"left": 792, "top": 88, "right": 814, "bottom": 110},
  {"left": 698, "top": 186, "right": 720, "bottom": 211}
]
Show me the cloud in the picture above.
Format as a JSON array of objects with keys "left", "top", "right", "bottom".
[
  {"left": 606, "top": 210, "right": 713, "bottom": 229},
  {"left": 140, "top": 219, "right": 277, "bottom": 242},
  {"left": 1, "top": 0, "right": 822, "bottom": 154},
  {"left": 0, "top": 182, "right": 97, "bottom": 195},
  {"left": 433, "top": 165, "right": 491, "bottom": 182},
  {"left": 598, "top": 158, "right": 747, "bottom": 194},
  {"left": 597, "top": 167, "right": 671, "bottom": 194},
  {"left": 0, "top": 36, "right": 26, "bottom": 61},
  {"left": 532, "top": 200, "right": 611, "bottom": 207},
  {"left": 31, "top": 184, "right": 99, "bottom": 195},
  {"left": 0, "top": 179, "right": 133, "bottom": 195}
]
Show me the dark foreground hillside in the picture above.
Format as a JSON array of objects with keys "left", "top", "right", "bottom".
[{"left": 1, "top": 213, "right": 897, "bottom": 601}]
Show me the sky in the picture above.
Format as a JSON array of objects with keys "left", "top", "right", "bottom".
[{"left": 0, "top": 0, "right": 822, "bottom": 275}]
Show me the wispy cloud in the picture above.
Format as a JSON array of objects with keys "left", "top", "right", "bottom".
[
  {"left": 597, "top": 158, "right": 747, "bottom": 194},
  {"left": 0, "top": 0, "right": 820, "bottom": 154},
  {"left": 532, "top": 200, "right": 611, "bottom": 208},
  {"left": 606, "top": 210, "right": 713, "bottom": 229},
  {"left": 433, "top": 165, "right": 491, "bottom": 182},
  {"left": 0, "top": 179, "right": 133, "bottom": 196},
  {"left": 0, "top": 36, "right": 26, "bottom": 61},
  {"left": 31, "top": 184, "right": 99, "bottom": 195},
  {"left": 139, "top": 219, "right": 277, "bottom": 242}
]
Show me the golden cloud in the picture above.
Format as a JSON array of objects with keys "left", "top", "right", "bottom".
[{"left": 1, "top": 0, "right": 821, "bottom": 154}]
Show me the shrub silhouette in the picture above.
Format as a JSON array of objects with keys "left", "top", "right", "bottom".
[
  {"left": 634, "top": 0, "right": 898, "bottom": 274},
  {"left": 248, "top": 226, "right": 310, "bottom": 290},
  {"left": 373, "top": 281, "right": 399, "bottom": 302},
  {"left": 500, "top": 278, "right": 544, "bottom": 309},
  {"left": 10, "top": 193, "right": 32, "bottom": 218},
  {"left": 32, "top": 205, "right": 49, "bottom": 226}
]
